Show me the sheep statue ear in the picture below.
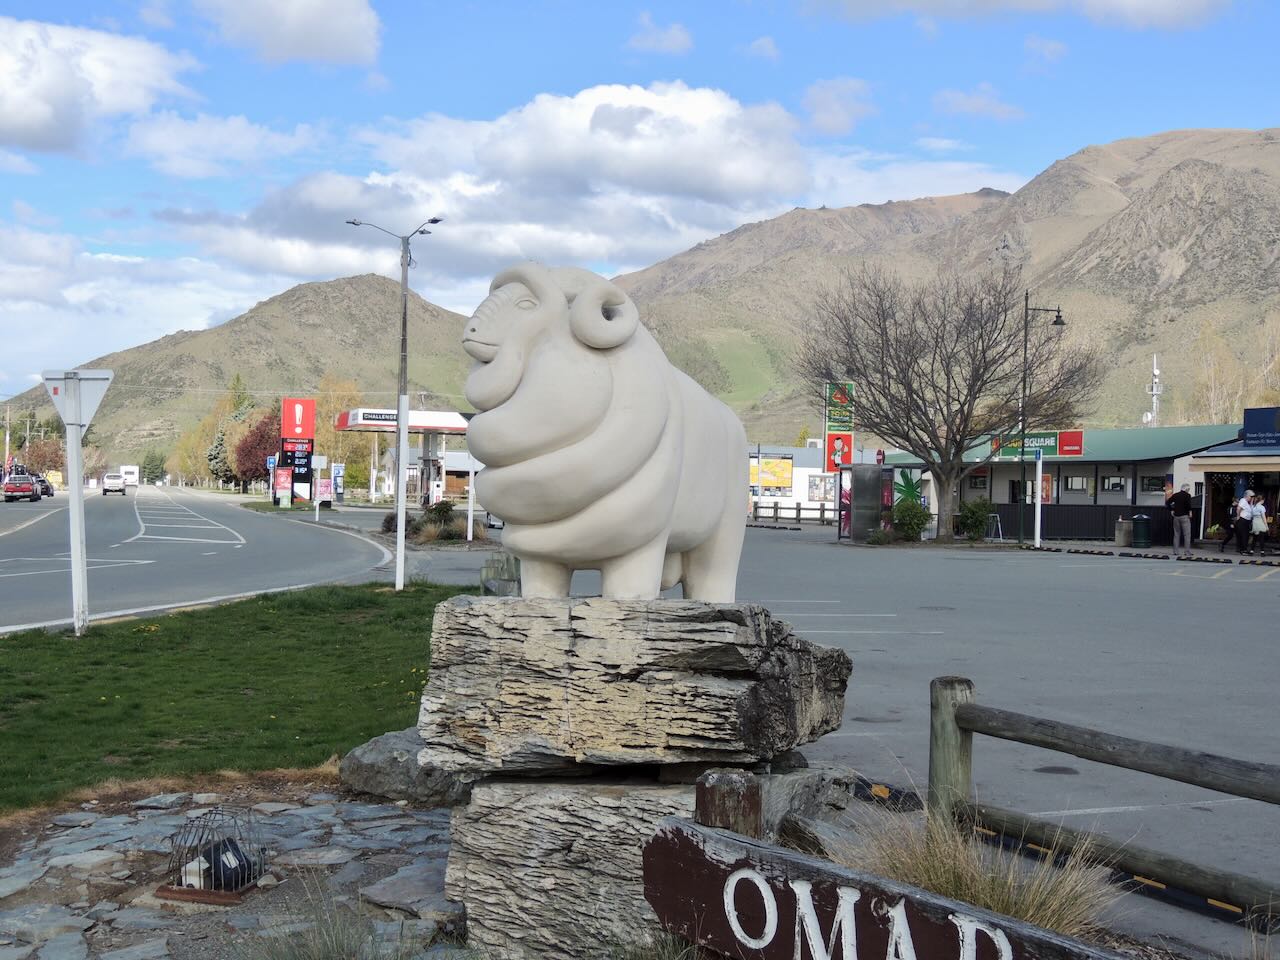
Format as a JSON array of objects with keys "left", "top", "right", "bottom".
[{"left": 567, "top": 275, "right": 640, "bottom": 349}]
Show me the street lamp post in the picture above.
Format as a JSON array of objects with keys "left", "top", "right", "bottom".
[
  {"left": 1018, "top": 290, "right": 1065, "bottom": 545},
  {"left": 346, "top": 215, "right": 443, "bottom": 590}
]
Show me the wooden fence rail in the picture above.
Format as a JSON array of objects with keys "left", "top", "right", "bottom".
[{"left": 929, "top": 676, "right": 1280, "bottom": 922}]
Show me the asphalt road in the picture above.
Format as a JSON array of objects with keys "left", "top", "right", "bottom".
[{"left": 0, "top": 486, "right": 389, "bottom": 631}]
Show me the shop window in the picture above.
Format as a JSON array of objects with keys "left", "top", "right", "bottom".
[
  {"left": 1140, "top": 476, "right": 1165, "bottom": 493},
  {"left": 1064, "top": 476, "right": 1087, "bottom": 492},
  {"left": 968, "top": 475, "right": 987, "bottom": 490},
  {"left": 1101, "top": 475, "right": 1127, "bottom": 493}
]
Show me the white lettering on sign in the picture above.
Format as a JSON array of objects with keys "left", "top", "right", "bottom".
[
  {"left": 882, "top": 899, "right": 919, "bottom": 960},
  {"left": 948, "top": 914, "right": 1013, "bottom": 960},
  {"left": 792, "top": 879, "right": 861, "bottom": 960},
  {"left": 724, "top": 868, "right": 779, "bottom": 948}
]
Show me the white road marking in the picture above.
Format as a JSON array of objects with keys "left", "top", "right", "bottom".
[
  {"left": 0, "top": 508, "right": 64, "bottom": 539},
  {"left": 0, "top": 558, "right": 154, "bottom": 579},
  {"left": 1032, "top": 798, "right": 1249, "bottom": 817},
  {"left": 802, "top": 629, "right": 945, "bottom": 635},
  {"left": 781, "top": 613, "right": 897, "bottom": 618},
  {"left": 123, "top": 488, "right": 245, "bottom": 545},
  {"left": 754, "top": 599, "right": 842, "bottom": 604}
]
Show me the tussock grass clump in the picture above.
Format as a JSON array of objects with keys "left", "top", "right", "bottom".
[
  {"left": 609, "top": 933, "right": 709, "bottom": 959},
  {"left": 824, "top": 811, "right": 1121, "bottom": 939},
  {"left": 234, "top": 875, "right": 424, "bottom": 960}
]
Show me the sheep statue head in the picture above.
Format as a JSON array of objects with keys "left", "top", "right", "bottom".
[{"left": 462, "top": 262, "right": 746, "bottom": 602}]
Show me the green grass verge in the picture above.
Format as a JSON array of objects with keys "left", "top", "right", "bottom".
[{"left": 0, "top": 581, "right": 466, "bottom": 812}]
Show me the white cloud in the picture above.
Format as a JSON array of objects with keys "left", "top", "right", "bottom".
[
  {"left": 626, "top": 12, "right": 693, "bottom": 54},
  {"left": 173, "top": 83, "right": 1023, "bottom": 294},
  {"left": 816, "top": 0, "right": 1228, "bottom": 28},
  {"left": 934, "top": 83, "right": 1025, "bottom": 120},
  {"left": 0, "top": 219, "right": 290, "bottom": 399},
  {"left": 193, "top": 0, "right": 380, "bottom": 64},
  {"left": 126, "top": 112, "right": 317, "bottom": 177},
  {"left": 139, "top": 1, "right": 174, "bottom": 28},
  {"left": 803, "top": 78, "right": 876, "bottom": 135},
  {"left": 0, "top": 17, "right": 196, "bottom": 152},
  {"left": 0, "top": 150, "right": 38, "bottom": 174},
  {"left": 1025, "top": 33, "right": 1068, "bottom": 62},
  {"left": 915, "top": 136, "right": 971, "bottom": 152},
  {"left": 746, "top": 36, "right": 780, "bottom": 59}
]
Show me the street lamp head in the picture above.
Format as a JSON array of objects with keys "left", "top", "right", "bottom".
[
  {"left": 346, "top": 219, "right": 362, "bottom": 226},
  {"left": 427, "top": 216, "right": 443, "bottom": 224},
  {"left": 1051, "top": 307, "right": 1065, "bottom": 326},
  {"left": 417, "top": 228, "right": 431, "bottom": 235}
]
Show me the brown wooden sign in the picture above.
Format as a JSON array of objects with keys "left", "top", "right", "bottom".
[{"left": 643, "top": 818, "right": 1121, "bottom": 960}]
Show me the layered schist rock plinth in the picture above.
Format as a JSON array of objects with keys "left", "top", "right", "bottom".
[
  {"left": 414, "top": 596, "right": 854, "bottom": 960},
  {"left": 417, "top": 596, "right": 852, "bottom": 778}
]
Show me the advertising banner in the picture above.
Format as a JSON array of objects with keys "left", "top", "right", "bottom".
[
  {"left": 824, "top": 382, "right": 855, "bottom": 475},
  {"left": 274, "top": 467, "right": 292, "bottom": 500},
  {"left": 316, "top": 479, "right": 333, "bottom": 502},
  {"left": 825, "top": 432, "right": 853, "bottom": 472},
  {"left": 1041, "top": 472, "right": 1053, "bottom": 504},
  {"left": 749, "top": 456, "right": 794, "bottom": 496},
  {"left": 281, "top": 397, "right": 317, "bottom": 440}
]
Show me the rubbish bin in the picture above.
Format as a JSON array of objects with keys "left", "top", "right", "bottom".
[
  {"left": 1131, "top": 514, "right": 1151, "bottom": 549},
  {"left": 1114, "top": 518, "right": 1133, "bottom": 546}
]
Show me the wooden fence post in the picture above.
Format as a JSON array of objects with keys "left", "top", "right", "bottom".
[
  {"left": 696, "top": 769, "right": 763, "bottom": 839},
  {"left": 795, "top": 503, "right": 802, "bottom": 523},
  {"left": 773, "top": 502, "right": 779, "bottom": 523},
  {"left": 928, "top": 676, "right": 975, "bottom": 824}
]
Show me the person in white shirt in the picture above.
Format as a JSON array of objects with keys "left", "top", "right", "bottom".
[
  {"left": 1249, "top": 494, "right": 1270, "bottom": 555},
  {"left": 1234, "top": 491, "right": 1254, "bottom": 555}
]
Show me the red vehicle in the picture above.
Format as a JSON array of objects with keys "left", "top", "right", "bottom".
[{"left": 3, "top": 471, "right": 42, "bottom": 503}]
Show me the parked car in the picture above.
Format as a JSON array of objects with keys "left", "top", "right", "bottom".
[
  {"left": 102, "top": 472, "right": 127, "bottom": 495},
  {"left": 3, "top": 472, "right": 41, "bottom": 502},
  {"left": 32, "top": 474, "right": 54, "bottom": 497}
]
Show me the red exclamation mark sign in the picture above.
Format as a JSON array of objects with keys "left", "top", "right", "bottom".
[{"left": 294, "top": 402, "right": 303, "bottom": 435}]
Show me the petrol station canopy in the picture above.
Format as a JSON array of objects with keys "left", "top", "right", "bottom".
[{"left": 334, "top": 408, "right": 471, "bottom": 434}]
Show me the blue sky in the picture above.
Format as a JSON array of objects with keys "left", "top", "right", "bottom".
[{"left": 0, "top": 0, "right": 1274, "bottom": 401}]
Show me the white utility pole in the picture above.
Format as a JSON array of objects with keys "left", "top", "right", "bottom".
[
  {"left": 3, "top": 404, "right": 9, "bottom": 479},
  {"left": 44, "top": 369, "right": 113, "bottom": 637},
  {"left": 346, "top": 214, "right": 443, "bottom": 591}
]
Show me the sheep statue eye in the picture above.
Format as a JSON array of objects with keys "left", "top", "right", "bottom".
[{"left": 516, "top": 298, "right": 536, "bottom": 310}]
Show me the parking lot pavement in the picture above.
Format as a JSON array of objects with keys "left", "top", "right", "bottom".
[{"left": 742, "top": 530, "right": 1277, "bottom": 956}]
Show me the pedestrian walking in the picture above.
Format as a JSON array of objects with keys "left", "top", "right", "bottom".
[
  {"left": 1235, "top": 491, "right": 1255, "bottom": 555},
  {"left": 1249, "top": 493, "right": 1270, "bottom": 555},
  {"left": 1220, "top": 498, "right": 1239, "bottom": 552},
  {"left": 1166, "top": 482, "right": 1193, "bottom": 557}
]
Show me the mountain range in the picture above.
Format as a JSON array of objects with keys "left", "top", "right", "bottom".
[{"left": 10, "top": 127, "right": 1280, "bottom": 461}]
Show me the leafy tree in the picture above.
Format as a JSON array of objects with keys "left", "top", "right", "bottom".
[
  {"left": 207, "top": 429, "right": 236, "bottom": 485},
  {"left": 22, "top": 438, "right": 65, "bottom": 474},
  {"left": 228, "top": 373, "right": 254, "bottom": 420},
  {"left": 141, "top": 450, "right": 167, "bottom": 483},
  {"left": 234, "top": 409, "right": 282, "bottom": 485},
  {"left": 797, "top": 267, "right": 1102, "bottom": 542},
  {"left": 795, "top": 426, "right": 811, "bottom": 447},
  {"left": 81, "top": 446, "right": 107, "bottom": 481}
]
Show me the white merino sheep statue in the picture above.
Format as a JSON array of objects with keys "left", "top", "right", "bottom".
[{"left": 462, "top": 262, "right": 747, "bottom": 601}]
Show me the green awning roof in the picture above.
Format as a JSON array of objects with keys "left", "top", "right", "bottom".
[{"left": 884, "top": 424, "right": 1240, "bottom": 468}]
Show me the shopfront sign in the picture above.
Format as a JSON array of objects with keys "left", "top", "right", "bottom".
[
  {"left": 994, "top": 429, "right": 1084, "bottom": 459},
  {"left": 1243, "top": 407, "right": 1280, "bottom": 448}
]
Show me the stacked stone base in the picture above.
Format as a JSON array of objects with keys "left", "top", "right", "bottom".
[{"left": 418, "top": 596, "right": 853, "bottom": 960}]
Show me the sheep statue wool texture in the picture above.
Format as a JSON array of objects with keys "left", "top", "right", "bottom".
[{"left": 462, "top": 262, "right": 748, "bottom": 601}]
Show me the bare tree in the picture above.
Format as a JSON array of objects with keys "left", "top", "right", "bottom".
[{"left": 796, "top": 266, "right": 1103, "bottom": 541}]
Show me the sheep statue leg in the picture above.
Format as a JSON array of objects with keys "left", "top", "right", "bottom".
[
  {"left": 520, "top": 558, "right": 573, "bottom": 599},
  {"left": 680, "top": 502, "right": 746, "bottom": 602},
  {"left": 600, "top": 533, "right": 668, "bottom": 599}
]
